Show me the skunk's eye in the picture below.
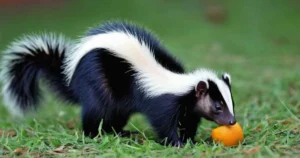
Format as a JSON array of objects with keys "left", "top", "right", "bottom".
[{"left": 215, "top": 103, "right": 222, "bottom": 111}]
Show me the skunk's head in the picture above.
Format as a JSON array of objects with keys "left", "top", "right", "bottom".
[{"left": 193, "top": 73, "right": 236, "bottom": 126}]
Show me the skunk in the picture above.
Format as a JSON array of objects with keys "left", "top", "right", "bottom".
[{"left": 0, "top": 21, "right": 236, "bottom": 147}]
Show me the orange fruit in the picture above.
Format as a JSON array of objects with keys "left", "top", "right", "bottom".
[{"left": 211, "top": 122, "right": 244, "bottom": 147}]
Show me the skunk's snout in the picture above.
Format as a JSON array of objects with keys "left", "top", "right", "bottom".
[
  {"left": 229, "top": 119, "right": 236, "bottom": 125},
  {"left": 214, "top": 114, "right": 236, "bottom": 126}
]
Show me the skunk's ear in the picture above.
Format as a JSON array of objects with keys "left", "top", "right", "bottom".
[
  {"left": 195, "top": 81, "right": 208, "bottom": 97},
  {"left": 222, "top": 72, "right": 231, "bottom": 87}
]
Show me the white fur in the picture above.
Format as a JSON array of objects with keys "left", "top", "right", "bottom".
[
  {"left": 0, "top": 33, "right": 71, "bottom": 117},
  {"left": 63, "top": 30, "right": 234, "bottom": 115},
  {"left": 223, "top": 72, "right": 231, "bottom": 84}
]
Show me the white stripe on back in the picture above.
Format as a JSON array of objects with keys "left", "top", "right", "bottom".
[{"left": 63, "top": 31, "right": 234, "bottom": 115}]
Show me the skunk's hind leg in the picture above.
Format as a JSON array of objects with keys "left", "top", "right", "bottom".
[
  {"left": 80, "top": 88, "right": 131, "bottom": 138},
  {"left": 82, "top": 107, "right": 132, "bottom": 138},
  {"left": 78, "top": 80, "right": 109, "bottom": 138},
  {"left": 109, "top": 113, "right": 133, "bottom": 137},
  {"left": 80, "top": 90, "right": 104, "bottom": 138}
]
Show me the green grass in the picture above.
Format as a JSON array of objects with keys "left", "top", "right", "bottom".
[{"left": 0, "top": 0, "right": 300, "bottom": 157}]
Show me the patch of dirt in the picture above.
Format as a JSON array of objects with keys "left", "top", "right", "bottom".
[
  {"left": 272, "top": 36, "right": 290, "bottom": 46},
  {"left": 24, "top": 128, "right": 36, "bottom": 137},
  {"left": 291, "top": 129, "right": 299, "bottom": 135},
  {"left": 243, "top": 146, "right": 260, "bottom": 155},
  {"left": 46, "top": 145, "right": 68, "bottom": 155},
  {"left": 13, "top": 148, "right": 28, "bottom": 156},
  {"left": 202, "top": 0, "right": 227, "bottom": 24},
  {"left": 252, "top": 126, "right": 262, "bottom": 132},
  {"left": 0, "top": 130, "right": 17, "bottom": 137},
  {"left": 46, "top": 144, "right": 75, "bottom": 156},
  {"left": 67, "top": 120, "right": 75, "bottom": 129},
  {"left": 276, "top": 119, "right": 293, "bottom": 126}
]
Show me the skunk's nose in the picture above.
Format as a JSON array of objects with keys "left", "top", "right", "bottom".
[{"left": 229, "top": 119, "right": 236, "bottom": 125}]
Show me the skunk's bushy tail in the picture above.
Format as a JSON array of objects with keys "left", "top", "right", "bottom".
[{"left": 0, "top": 33, "right": 78, "bottom": 116}]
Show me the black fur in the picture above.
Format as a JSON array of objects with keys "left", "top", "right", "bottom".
[
  {"left": 221, "top": 74, "right": 235, "bottom": 111},
  {"left": 86, "top": 21, "right": 185, "bottom": 74},
  {"left": 208, "top": 80, "right": 227, "bottom": 106},
  {"left": 69, "top": 48, "right": 198, "bottom": 146},
  {"left": 70, "top": 48, "right": 136, "bottom": 138},
  {"left": 177, "top": 90, "right": 200, "bottom": 143},
  {"left": 207, "top": 80, "right": 235, "bottom": 125},
  {"left": 69, "top": 22, "right": 201, "bottom": 146}
]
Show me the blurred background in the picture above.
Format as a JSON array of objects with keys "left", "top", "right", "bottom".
[
  {"left": 0, "top": 0, "right": 299, "bottom": 132},
  {"left": 1, "top": 0, "right": 299, "bottom": 67}
]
